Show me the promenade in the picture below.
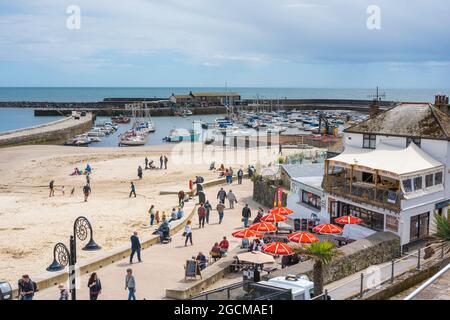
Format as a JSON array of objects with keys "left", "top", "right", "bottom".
[{"left": 35, "top": 179, "right": 257, "bottom": 300}]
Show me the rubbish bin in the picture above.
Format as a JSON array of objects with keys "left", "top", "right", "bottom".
[{"left": 0, "top": 281, "right": 12, "bottom": 300}]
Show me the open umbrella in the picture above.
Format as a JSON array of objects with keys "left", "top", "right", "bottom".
[
  {"left": 262, "top": 242, "right": 293, "bottom": 255},
  {"left": 268, "top": 207, "right": 294, "bottom": 216},
  {"left": 335, "top": 215, "right": 363, "bottom": 241},
  {"left": 260, "top": 213, "right": 288, "bottom": 223},
  {"left": 236, "top": 251, "right": 275, "bottom": 264},
  {"left": 288, "top": 231, "right": 319, "bottom": 244},
  {"left": 335, "top": 215, "right": 363, "bottom": 225},
  {"left": 249, "top": 222, "right": 277, "bottom": 233},
  {"left": 232, "top": 229, "right": 264, "bottom": 239},
  {"left": 313, "top": 223, "right": 343, "bottom": 235}
]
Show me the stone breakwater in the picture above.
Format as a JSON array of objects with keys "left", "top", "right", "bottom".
[
  {"left": 0, "top": 113, "right": 93, "bottom": 147},
  {"left": 0, "top": 98, "right": 394, "bottom": 117}
]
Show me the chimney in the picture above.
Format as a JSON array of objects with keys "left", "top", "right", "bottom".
[
  {"left": 369, "top": 99, "right": 380, "bottom": 117},
  {"left": 434, "top": 94, "right": 449, "bottom": 114}
]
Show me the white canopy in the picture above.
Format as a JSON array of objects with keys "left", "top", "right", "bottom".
[{"left": 328, "top": 143, "right": 444, "bottom": 179}]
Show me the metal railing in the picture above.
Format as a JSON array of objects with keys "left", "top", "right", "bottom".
[
  {"left": 404, "top": 262, "right": 450, "bottom": 300},
  {"left": 323, "top": 242, "right": 449, "bottom": 300},
  {"left": 323, "top": 175, "right": 402, "bottom": 212}
]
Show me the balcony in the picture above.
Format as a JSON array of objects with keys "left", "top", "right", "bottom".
[{"left": 323, "top": 174, "right": 402, "bottom": 212}]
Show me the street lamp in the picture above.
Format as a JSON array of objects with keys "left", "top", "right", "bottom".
[{"left": 47, "top": 216, "right": 101, "bottom": 300}]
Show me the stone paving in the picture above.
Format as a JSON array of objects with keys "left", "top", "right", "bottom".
[{"left": 35, "top": 179, "right": 258, "bottom": 300}]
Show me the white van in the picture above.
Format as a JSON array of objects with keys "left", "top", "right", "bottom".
[{"left": 258, "top": 275, "right": 315, "bottom": 300}]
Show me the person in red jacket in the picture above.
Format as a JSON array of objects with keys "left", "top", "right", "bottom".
[
  {"left": 219, "top": 236, "right": 229, "bottom": 256},
  {"left": 197, "top": 203, "right": 206, "bottom": 228}
]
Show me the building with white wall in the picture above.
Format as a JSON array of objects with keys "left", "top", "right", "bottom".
[{"left": 323, "top": 102, "right": 449, "bottom": 247}]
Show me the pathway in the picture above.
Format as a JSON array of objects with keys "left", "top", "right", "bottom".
[{"left": 35, "top": 179, "right": 256, "bottom": 300}]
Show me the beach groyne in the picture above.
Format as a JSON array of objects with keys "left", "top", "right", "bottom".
[{"left": 0, "top": 113, "right": 93, "bottom": 147}]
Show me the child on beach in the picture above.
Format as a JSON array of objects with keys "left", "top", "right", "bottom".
[
  {"left": 61, "top": 186, "right": 65, "bottom": 196},
  {"left": 155, "top": 211, "right": 160, "bottom": 224}
]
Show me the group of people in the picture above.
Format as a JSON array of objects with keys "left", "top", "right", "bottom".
[
  {"left": 195, "top": 236, "right": 230, "bottom": 270},
  {"left": 49, "top": 164, "right": 93, "bottom": 201},
  {"left": 143, "top": 155, "right": 168, "bottom": 170}
]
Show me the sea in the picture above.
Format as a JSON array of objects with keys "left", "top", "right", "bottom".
[{"left": 0, "top": 87, "right": 447, "bottom": 146}]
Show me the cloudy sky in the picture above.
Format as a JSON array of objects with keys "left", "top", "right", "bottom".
[{"left": 0, "top": 0, "right": 449, "bottom": 88}]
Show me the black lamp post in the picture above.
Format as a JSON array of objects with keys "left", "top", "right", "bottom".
[{"left": 47, "top": 216, "right": 101, "bottom": 300}]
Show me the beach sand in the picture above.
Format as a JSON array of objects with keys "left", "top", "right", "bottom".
[{"left": 0, "top": 142, "right": 322, "bottom": 283}]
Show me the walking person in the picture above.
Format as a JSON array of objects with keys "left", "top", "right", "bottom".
[
  {"left": 178, "top": 190, "right": 185, "bottom": 205},
  {"left": 130, "top": 231, "right": 142, "bottom": 263},
  {"left": 18, "top": 275, "right": 36, "bottom": 300},
  {"left": 149, "top": 205, "right": 155, "bottom": 226},
  {"left": 217, "top": 187, "right": 227, "bottom": 204},
  {"left": 83, "top": 184, "right": 91, "bottom": 202},
  {"left": 86, "top": 173, "right": 90, "bottom": 186},
  {"left": 237, "top": 168, "right": 244, "bottom": 184},
  {"left": 204, "top": 200, "right": 212, "bottom": 224},
  {"left": 164, "top": 156, "right": 168, "bottom": 170},
  {"left": 125, "top": 268, "right": 136, "bottom": 300},
  {"left": 87, "top": 273, "right": 102, "bottom": 300},
  {"left": 137, "top": 166, "right": 143, "bottom": 180},
  {"left": 184, "top": 220, "right": 193, "bottom": 246},
  {"left": 242, "top": 204, "right": 252, "bottom": 228},
  {"left": 198, "top": 203, "right": 206, "bottom": 228},
  {"left": 227, "top": 190, "right": 237, "bottom": 209},
  {"left": 58, "top": 285, "right": 69, "bottom": 300},
  {"left": 216, "top": 202, "right": 225, "bottom": 224},
  {"left": 144, "top": 157, "right": 149, "bottom": 170},
  {"left": 159, "top": 155, "right": 163, "bottom": 169},
  {"left": 49, "top": 180, "right": 55, "bottom": 197},
  {"left": 129, "top": 182, "right": 136, "bottom": 198}
]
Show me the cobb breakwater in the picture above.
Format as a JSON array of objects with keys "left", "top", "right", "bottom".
[{"left": 0, "top": 98, "right": 394, "bottom": 117}]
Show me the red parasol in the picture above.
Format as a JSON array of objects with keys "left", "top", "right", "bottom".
[
  {"left": 335, "top": 215, "right": 363, "bottom": 225},
  {"left": 288, "top": 232, "right": 320, "bottom": 244},
  {"left": 313, "top": 223, "right": 343, "bottom": 235},
  {"left": 248, "top": 222, "right": 277, "bottom": 233},
  {"left": 232, "top": 229, "right": 264, "bottom": 239},
  {"left": 268, "top": 207, "right": 294, "bottom": 216},
  {"left": 260, "top": 213, "right": 288, "bottom": 223},
  {"left": 262, "top": 242, "right": 293, "bottom": 255}
]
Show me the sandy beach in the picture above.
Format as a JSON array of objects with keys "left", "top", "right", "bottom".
[{"left": 0, "top": 142, "right": 317, "bottom": 283}]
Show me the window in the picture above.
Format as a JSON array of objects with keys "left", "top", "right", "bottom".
[
  {"left": 402, "top": 179, "right": 412, "bottom": 193},
  {"left": 406, "top": 137, "right": 421, "bottom": 148},
  {"left": 435, "top": 172, "right": 443, "bottom": 185},
  {"left": 413, "top": 177, "right": 423, "bottom": 191},
  {"left": 363, "top": 134, "right": 376, "bottom": 149},
  {"left": 302, "top": 190, "right": 321, "bottom": 209},
  {"left": 425, "top": 174, "right": 434, "bottom": 188}
]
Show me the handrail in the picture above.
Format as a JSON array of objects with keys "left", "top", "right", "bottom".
[{"left": 403, "top": 263, "right": 450, "bottom": 300}]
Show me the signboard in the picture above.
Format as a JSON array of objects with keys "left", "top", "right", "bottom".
[{"left": 185, "top": 260, "right": 202, "bottom": 280}]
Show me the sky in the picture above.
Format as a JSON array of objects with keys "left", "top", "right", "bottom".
[{"left": 0, "top": 0, "right": 449, "bottom": 88}]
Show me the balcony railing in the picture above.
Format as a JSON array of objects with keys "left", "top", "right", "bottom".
[{"left": 323, "top": 175, "right": 402, "bottom": 212}]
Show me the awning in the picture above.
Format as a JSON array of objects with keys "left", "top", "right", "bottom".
[{"left": 328, "top": 143, "right": 444, "bottom": 179}]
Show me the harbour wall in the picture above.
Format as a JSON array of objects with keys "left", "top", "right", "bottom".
[
  {"left": 0, "top": 113, "right": 93, "bottom": 148},
  {"left": 0, "top": 99, "right": 394, "bottom": 116}
]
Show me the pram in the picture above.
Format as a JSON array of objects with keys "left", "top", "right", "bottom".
[{"left": 159, "top": 228, "right": 171, "bottom": 244}]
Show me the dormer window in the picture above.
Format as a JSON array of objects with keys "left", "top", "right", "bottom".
[
  {"left": 407, "top": 137, "right": 421, "bottom": 148},
  {"left": 363, "top": 134, "right": 376, "bottom": 149}
]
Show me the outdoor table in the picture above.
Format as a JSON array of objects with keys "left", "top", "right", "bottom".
[{"left": 263, "top": 266, "right": 278, "bottom": 274}]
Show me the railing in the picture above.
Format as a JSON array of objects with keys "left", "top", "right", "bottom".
[
  {"left": 404, "top": 262, "right": 450, "bottom": 300},
  {"left": 323, "top": 175, "right": 402, "bottom": 212},
  {"left": 322, "top": 242, "right": 449, "bottom": 300}
]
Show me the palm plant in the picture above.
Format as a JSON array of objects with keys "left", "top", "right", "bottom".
[
  {"left": 294, "top": 241, "right": 342, "bottom": 297},
  {"left": 434, "top": 213, "right": 450, "bottom": 243}
]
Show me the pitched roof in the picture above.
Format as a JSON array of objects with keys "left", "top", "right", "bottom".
[
  {"left": 344, "top": 103, "right": 450, "bottom": 141},
  {"left": 281, "top": 163, "right": 325, "bottom": 179}
]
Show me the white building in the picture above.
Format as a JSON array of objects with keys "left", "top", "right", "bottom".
[{"left": 323, "top": 103, "right": 449, "bottom": 248}]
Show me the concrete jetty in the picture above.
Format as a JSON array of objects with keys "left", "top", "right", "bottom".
[{"left": 0, "top": 113, "right": 93, "bottom": 147}]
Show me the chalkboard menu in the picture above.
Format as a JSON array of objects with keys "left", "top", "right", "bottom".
[{"left": 185, "top": 260, "right": 202, "bottom": 280}]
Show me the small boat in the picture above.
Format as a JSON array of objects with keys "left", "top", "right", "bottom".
[
  {"left": 64, "top": 135, "right": 91, "bottom": 146},
  {"left": 111, "top": 115, "right": 131, "bottom": 124},
  {"left": 87, "top": 128, "right": 106, "bottom": 137},
  {"left": 204, "top": 137, "right": 215, "bottom": 145},
  {"left": 165, "top": 129, "right": 200, "bottom": 142}
]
